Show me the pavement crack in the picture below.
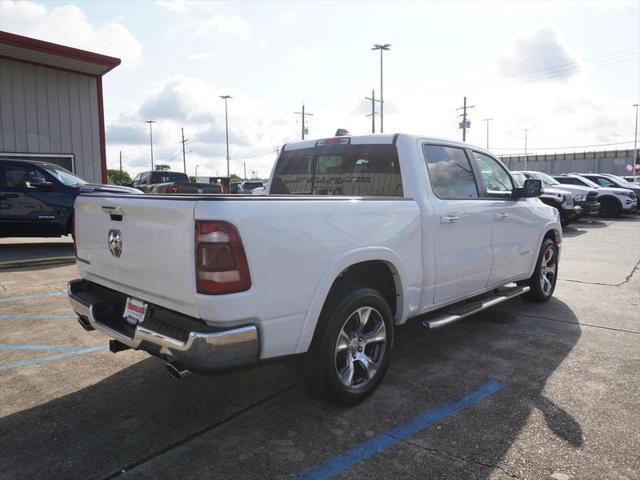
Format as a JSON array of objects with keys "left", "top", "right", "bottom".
[
  {"left": 101, "top": 381, "right": 300, "bottom": 479},
  {"left": 560, "top": 257, "right": 640, "bottom": 287},
  {"left": 391, "top": 436, "right": 522, "bottom": 479}
]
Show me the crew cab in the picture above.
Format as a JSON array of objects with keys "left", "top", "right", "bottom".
[
  {"left": 0, "top": 158, "right": 141, "bottom": 238},
  {"left": 131, "top": 171, "right": 222, "bottom": 194},
  {"left": 68, "top": 134, "right": 561, "bottom": 404},
  {"left": 553, "top": 174, "right": 637, "bottom": 217}
]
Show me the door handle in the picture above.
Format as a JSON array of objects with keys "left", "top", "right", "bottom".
[
  {"left": 495, "top": 212, "right": 508, "bottom": 219},
  {"left": 440, "top": 215, "right": 459, "bottom": 224}
]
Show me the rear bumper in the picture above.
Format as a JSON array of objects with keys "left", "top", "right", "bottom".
[{"left": 67, "top": 279, "right": 259, "bottom": 371}]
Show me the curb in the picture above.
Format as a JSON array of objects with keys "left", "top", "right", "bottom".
[{"left": 0, "top": 257, "right": 75, "bottom": 270}]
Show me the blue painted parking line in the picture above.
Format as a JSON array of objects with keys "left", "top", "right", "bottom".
[
  {"left": 0, "top": 343, "right": 78, "bottom": 351},
  {"left": 0, "top": 345, "right": 108, "bottom": 372},
  {"left": 294, "top": 380, "right": 504, "bottom": 480},
  {"left": 0, "top": 291, "right": 65, "bottom": 303},
  {"left": 0, "top": 314, "right": 76, "bottom": 320}
]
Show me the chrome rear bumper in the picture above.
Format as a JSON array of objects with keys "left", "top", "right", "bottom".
[{"left": 67, "top": 279, "right": 259, "bottom": 371}]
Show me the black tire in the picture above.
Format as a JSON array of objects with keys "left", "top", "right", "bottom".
[
  {"left": 599, "top": 198, "right": 621, "bottom": 218},
  {"left": 522, "top": 238, "right": 558, "bottom": 302},
  {"left": 298, "top": 287, "right": 394, "bottom": 405}
]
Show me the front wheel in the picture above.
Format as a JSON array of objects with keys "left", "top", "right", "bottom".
[
  {"left": 522, "top": 238, "right": 558, "bottom": 302},
  {"left": 298, "top": 287, "right": 394, "bottom": 405}
]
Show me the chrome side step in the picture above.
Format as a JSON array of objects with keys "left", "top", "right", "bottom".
[{"left": 422, "top": 285, "right": 530, "bottom": 329}]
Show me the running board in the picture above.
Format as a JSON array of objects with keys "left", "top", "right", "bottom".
[{"left": 422, "top": 285, "right": 530, "bottom": 330}]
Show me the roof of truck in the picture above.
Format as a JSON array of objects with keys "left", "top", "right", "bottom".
[{"left": 282, "top": 133, "right": 489, "bottom": 154}]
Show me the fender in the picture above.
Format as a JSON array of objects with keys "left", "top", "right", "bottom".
[
  {"left": 598, "top": 194, "right": 623, "bottom": 209},
  {"left": 525, "top": 222, "right": 562, "bottom": 278},
  {"left": 293, "top": 247, "right": 409, "bottom": 355}
]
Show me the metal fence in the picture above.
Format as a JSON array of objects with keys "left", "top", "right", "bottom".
[{"left": 497, "top": 149, "right": 639, "bottom": 175}]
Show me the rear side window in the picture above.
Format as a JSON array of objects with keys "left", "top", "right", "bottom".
[
  {"left": 423, "top": 145, "right": 478, "bottom": 199},
  {"left": 271, "top": 144, "right": 403, "bottom": 196}
]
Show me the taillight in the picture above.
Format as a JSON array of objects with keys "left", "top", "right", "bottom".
[
  {"left": 195, "top": 221, "right": 251, "bottom": 294},
  {"left": 170, "top": 184, "right": 179, "bottom": 193}
]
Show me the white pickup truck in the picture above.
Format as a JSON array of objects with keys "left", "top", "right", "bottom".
[{"left": 68, "top": 133, "right": 561, "bottom": 404}]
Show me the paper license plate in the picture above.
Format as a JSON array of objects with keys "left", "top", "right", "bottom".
[{"left": 123, "top": 297, "right": 148, "bottom": 325}]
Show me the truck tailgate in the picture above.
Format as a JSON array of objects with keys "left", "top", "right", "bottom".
[{"left": 74, "top": 194, "right": 199, "bottom": 317}]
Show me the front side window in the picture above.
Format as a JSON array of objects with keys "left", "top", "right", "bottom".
[
  {"left": 2, "top": 164, "right": 47, "bottom": 188},
  {"left": 271, "top": 144, "right": 402, "bottom": 197},
  {"left": 471, "top": 151, "right": 513, "bottom": 196},
  {"left": 423, "top": 145, "right": 478, "bottom": 199}
]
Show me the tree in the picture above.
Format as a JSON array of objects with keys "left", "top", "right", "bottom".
[
  {"left": 107, "top": 169, "right": 132, "bottom": 185},
  {"left": 155, "top": 164, "right": 171, "bottom": 171}
]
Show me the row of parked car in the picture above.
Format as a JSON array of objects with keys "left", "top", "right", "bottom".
[
  {"left": 511, "top": 170, "right": 639, "bottom": 226},
  {"left": 0, "top": 156, "right": 637, "bottom": 238}
]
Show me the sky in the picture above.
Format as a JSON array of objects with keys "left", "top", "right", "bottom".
[{"left": 1, "top": 0, "right": 639, "bottom": 179}]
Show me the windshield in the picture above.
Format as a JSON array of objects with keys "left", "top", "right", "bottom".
[
  {"left": 511, "top": 172, "right": 527, "bottom": 187},
  {"left": 575, "top": 176, "right": 600, "bottom": 188},
  {"left": 528, "top": 171, "right": 560, "bottom": 187},
  {"left": 606, "top": 174, "right": 631, "bottom": 185},
  {"left": 42, "top": 164, "right": 87, "bottom": 186}
]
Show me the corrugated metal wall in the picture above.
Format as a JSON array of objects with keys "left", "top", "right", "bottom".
[
  {"left": 0, "top": 58, "right": 101, "bottom": 182},
  {"left": 498, "top": 150, "right": 638, "bottom": 176}
]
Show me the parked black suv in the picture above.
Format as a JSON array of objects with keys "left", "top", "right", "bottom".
[{"left": 0, "top": 159, "right": 140, "bottom": 237}]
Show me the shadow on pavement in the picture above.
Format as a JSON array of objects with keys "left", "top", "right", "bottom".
[
  {"left": 0, "top": 241, "right": 73, "bottom": 265},
  {"left": 0, "top": 298, "right": 581, "bottom": 479}
]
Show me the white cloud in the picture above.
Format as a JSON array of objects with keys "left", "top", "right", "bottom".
[
  {"left": 192, "top": 14, "right": 252, "bottom": 41},
  {"left": 279, "top": 12, "right": 300, "bottom": 26},
  {"left": 0, "top": 0, "right": 143, "bottom": 68},
  {"left": 187, "top": 52, "right": 215, "bottom": 61},
  {"left": 497, "top": 28, "right": 579, "bottom": 82}
]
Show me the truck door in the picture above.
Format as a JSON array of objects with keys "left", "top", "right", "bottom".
[
  {"left": 468, "top": 151, "right": 539, "bottom": 284},
  {"left": 422, "top": 144, "right": 493, "bottom": 305}
]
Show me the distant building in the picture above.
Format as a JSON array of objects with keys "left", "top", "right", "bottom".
[{"left": 0, "top": 31, "right": 120, "bottom": 182}]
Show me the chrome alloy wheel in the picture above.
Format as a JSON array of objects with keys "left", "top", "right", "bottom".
[
  {"left": 334, "top": 306, "right": 387, "bottom": 389},
  {"left": 539, "top": 246, "right": 557, "bottom": 296}
]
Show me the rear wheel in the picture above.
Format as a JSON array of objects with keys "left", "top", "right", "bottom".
[
  {"left": 522, "top": 238, "right": 558, "bottom": 302},
  {"left": 599, "top": 198, "right": 620, "bottom": 218},
  {"left": 298, "top": 287, "right": 394, "bottom": 405}
]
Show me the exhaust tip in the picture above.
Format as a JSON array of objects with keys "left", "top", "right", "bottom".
[
  {"left": 166, "top": 361, "right": 190, "bottom": 380},
  {"left": 77, "top": 315, "right": 95, "bottom": 331}
]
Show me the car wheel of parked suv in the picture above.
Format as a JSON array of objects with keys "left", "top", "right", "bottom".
[
  {"left": 521, "top": 238, "right": 558, "bottom": 303},
  {"left": 599, "top": 198, "right": 620, "bottom": 218},
  {"left": 299, "top": 287, "right": 394, "bottom": 405}
]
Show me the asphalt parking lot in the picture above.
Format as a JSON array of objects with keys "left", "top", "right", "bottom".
[{"left": 1, "top": 216, "right": 639, "bottom": 480}]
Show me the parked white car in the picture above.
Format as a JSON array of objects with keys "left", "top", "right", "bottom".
[
  {"left": 68, "top": 133, "right": 561, "bottom": 404},
  {"left": 554, "top": 174, "right": 637, "bottom": 217}
]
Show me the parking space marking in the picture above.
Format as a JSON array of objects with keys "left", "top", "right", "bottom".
[
  {"left": 0, "top": 345, "right": 107, "bottom": 372},
  {"left": 0, "top": 291, "right": 65, "bottom": 303},
  {"left": 0, "top": 343, "right": 79, "bottom": 351},
  {"left": 0, "top": 314, "right": 76, "bottom": 320},
  {"left": 293, "top": 380, "right": 504, "bottom": 480}
]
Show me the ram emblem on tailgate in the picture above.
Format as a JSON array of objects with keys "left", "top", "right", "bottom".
[{"left": 108, "top": 229, "right": 123, "bottom": 258}]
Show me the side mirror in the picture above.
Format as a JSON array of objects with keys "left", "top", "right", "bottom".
[
  {"left": 26, "top": 178, "right": 54, "bottom": 191},
  {"left": 511, "top": 178, "right": 542, "bottom": 199}
]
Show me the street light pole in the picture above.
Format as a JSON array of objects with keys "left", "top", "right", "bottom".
[
  {"left": 482, "top": 118, "right": 493, "bottom": 149},
  {"left": 633, "top": 103, "right": 639, "bottom": 182},
  {"left": 372, "top": 44, "right": 391, "bottom": 133},
  {"left": 523, "top": 129, "right": 530, "bottom": 170},
  {"left": 146, "top": 120, "right": 155, "bottom": 170},
  {"left": 195, "top": 164, "right": 199, "bottom": 178},
  {"left": 220, "top": 95, "right": 232, "bottom": 177}
]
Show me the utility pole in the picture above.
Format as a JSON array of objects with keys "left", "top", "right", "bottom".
[
  {"left": 524, "top": 129, "right": 530, "bottom": 170},
  {"left": 372, "top": 44, "right": 391, "bottom": 133},
  {"left": 119, "top": 151, "right": 122, "bottom": 177},
  {"left": 294, "top": 104, "right": 313, "bottom": 139},
  {"left": 633, "top": 104, "right": 639, "bottom": 182},
  {"left": 456, "top": 97, "right": 475, "bottom": 142},
  {"left": 195, "top": 164, "right": 199, "bottom": 178},
  {"left": 482, "top": 118, "right": 493, "bottom": 149},
  {"left": 180, "top": 127, "right": 189, "bottom": 174},
  {"left": 244, "top": 161, "right": 247, "bottom": 180},
  {"left": 220, "top": 95, "right": 232, "bottom": 177},
  {"left": 365, "top": 89, "right": 381, "bottom": 133},
  {"left": 146, "top": 120, "right": 155, "bottom": 170}
]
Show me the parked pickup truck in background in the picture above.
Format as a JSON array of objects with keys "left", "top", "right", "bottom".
[
  {"left": 0, "top": 158, "right": 141, "bottom": 238},
  {"left": 131, "top": 171, "right": 222, "bottom": 194},
  {"left": 68, "top": 133, "right": 561, "bottom": 404}
]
